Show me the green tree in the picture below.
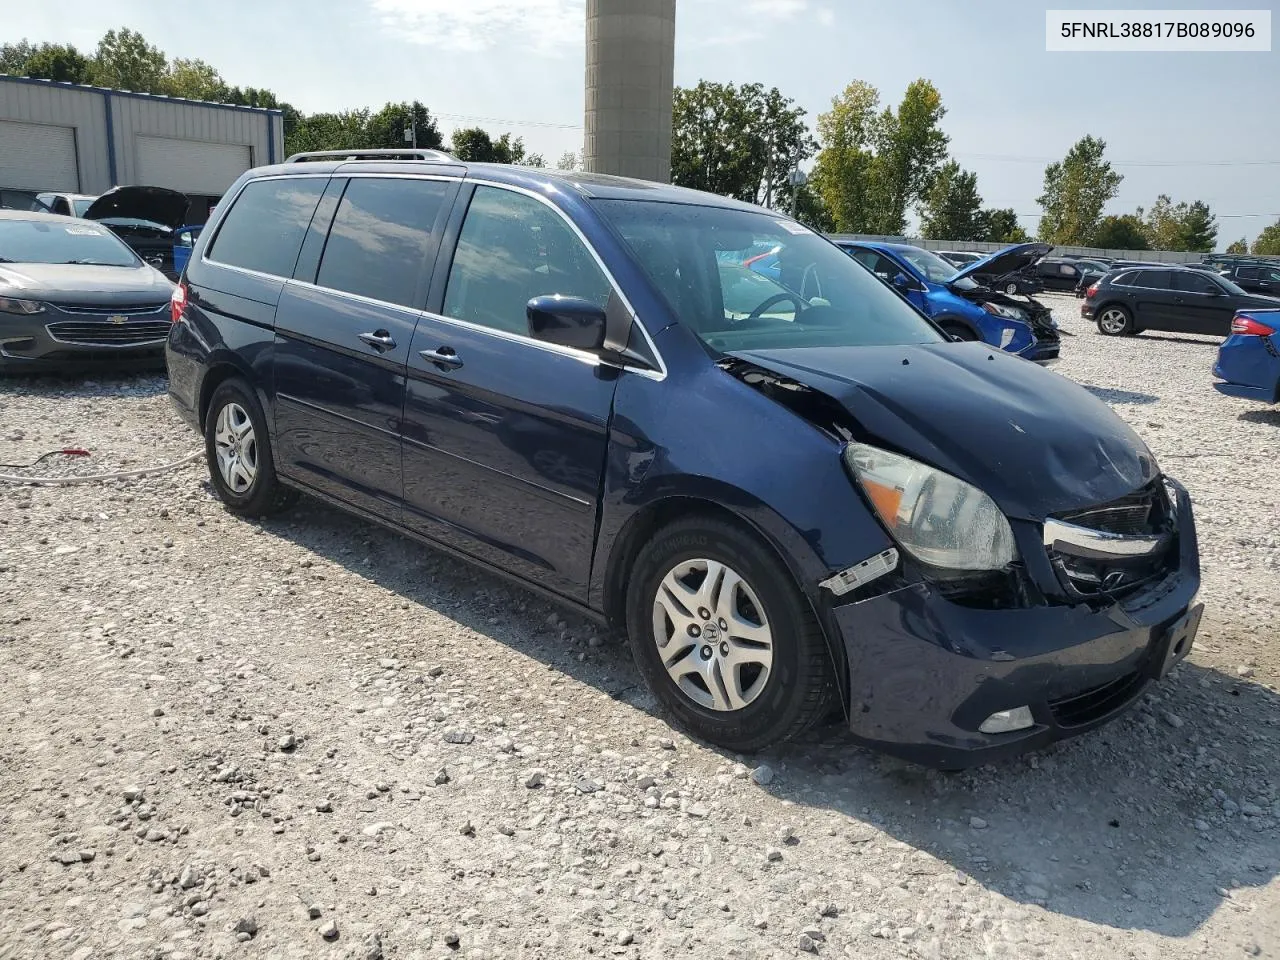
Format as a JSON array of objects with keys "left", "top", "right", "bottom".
[
  {"left": 1140, "top": 194, "right": 1217, "bottom": 252},
  {"left": 919, "top": 160, "right": 984, "bottom": 240},
  {"left": 671, "top": 80, "right": 814, "bottom": 206},
  {"left": 1091, "top": 214, "right": 1149, "bottom": 250},
  {"left": 286, "top": 110, "right": 373, "bottom": 155},
  {"left": 0, "top": 40, "right": 36, "bottom": 75},
  {"left": 556, "top": 151, "right": 581, "bottom": 171},
  {"left": 450, "top": 128, "right": 526, "bottom": 163},
  {"left": 976, "top": 208, "right": 1031, "bottom": 243},
  {"left": 1226, "top": 238, "right": 1248, "bottom": 254},
  {"left": 90, "top": 27, "right": 168, "bottom": 93},
  {"left": 865, "top": 79, "right": 948, "bottom": 235},
  {"left": 1036, "top": 135, "right": 1123, "bottom": 244},
  {"left": 164, "top": 57, "right": 226, "bottom": 101},
  {"left": 23, "top": 43, "right": 91, "bottom": 83},
  {"left": 1253, "top": 219, "right": 1280, "bottom": 256},
  {"left": 810, "top": 80, "right": 880, "bottom": 233},
  {"left": 365, "top": 101, "right": 443, "bottom": 150}
]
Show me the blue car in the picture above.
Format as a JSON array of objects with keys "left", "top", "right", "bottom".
[
  {"left": 1214, "top": 309, "right": 1280, "bottom": 403},
  {"left": 166, "top": 151, "right": 1200, "bottom": 768},
  {"left": 172, "top": 224, "right": 203, "bottom": 278},
  {"left": 833, "top": 241, "right": 1060, "bottom": 363}
]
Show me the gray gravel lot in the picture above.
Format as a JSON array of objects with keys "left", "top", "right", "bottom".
[{"left": 1, "top": 293, "right": 1277, "bottom": 960}]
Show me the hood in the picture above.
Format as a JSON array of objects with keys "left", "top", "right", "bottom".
[
  {"left": 953, "top": 242, "right": 1053, "bottom": 282},
  {"left": 84, "top": 186, "right": 189, "bottom": 230},
  {"left": 728, "top": 343, "right": 1158, "bottom": 521},
  {"left": 1239, "top": 292, "right": 1280, "bottom": 309},
  {"left": 0, "top": 262, "right": 173, "bottom": 305}
]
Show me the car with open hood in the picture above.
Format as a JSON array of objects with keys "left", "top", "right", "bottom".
[
  {"left": 84, "top": 185, "right": 190, "bottom": 279},
  {"left": 835, "top": 240, "right": 1060, "bottom": 363},
  {"left": 167, "top": 153, "right": 1201, "bottom": 768},
  {"left": 0, "top": 209, "right": 174, "bottom": 372}
]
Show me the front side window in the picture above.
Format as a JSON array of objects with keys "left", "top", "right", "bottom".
[
  {"left": 1171, "top": 271, "right": 1218, "bottom": 295},
  {"left": 207, "top": 177, "right": 326, "bottom": 279},
  {"left": 443, "top": 186, "right": 611, "bottom": 335},
  {"left": 0, "top": 217, "right": 138, "bottom": 267},
  {"left": 316, "top": 177, "right": 452, "bottom": 308},
  {"left": 594, "top": 199, "right": 943, "bottom": 354},
  {"left": 896, "top": 246, "right": 958, "bottom": 284}
]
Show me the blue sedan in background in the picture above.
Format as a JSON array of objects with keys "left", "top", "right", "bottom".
[
  {"left": 1214, "top": 310, "right": 1280, "bottom": 403},
  {"left": 830, "top": 241, "right": 1061, "bottom": 364}
]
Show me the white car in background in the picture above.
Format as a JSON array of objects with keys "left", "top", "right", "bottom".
[{"left": 36, "top": 192, "right": 99, "bottom": 218}]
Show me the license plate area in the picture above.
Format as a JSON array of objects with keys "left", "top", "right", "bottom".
[{"left": 1157, "top": 602, "right": 1202, "bottom": 678}]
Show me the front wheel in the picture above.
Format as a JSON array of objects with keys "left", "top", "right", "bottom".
[
  {"left": 1096, "top": 305, "right": 1134, "bottom": 336},
  {"left": 625, "top": 517, "right": 835, "bottom": 752},
  {"left": 204, "top": 378, "right": 297, "bottom": 517},
  {"left": 940, "top": 322, "right": 979, "bottom": 342}
]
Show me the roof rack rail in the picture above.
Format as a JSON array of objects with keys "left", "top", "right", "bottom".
[{"left": 284, "top": 148, "right": 456, "bottom": 163}]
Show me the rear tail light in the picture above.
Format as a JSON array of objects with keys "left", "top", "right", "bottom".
[
  {"left": 170, "top": 280, "right": 188, "bottom": 324},
  {"left": 1085, "top": 283, "right": 1099, "bottom": 299},
  {"left": 1232, "top": 314, "right": 1276, "bottom": 336}
]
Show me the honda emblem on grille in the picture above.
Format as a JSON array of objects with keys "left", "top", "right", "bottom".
[
  {"left": 1102, "top": 570, "right": 1127, "bottom": 591},
  {"left": 108, "top": 315, "right": 127, "bottom": 325}
]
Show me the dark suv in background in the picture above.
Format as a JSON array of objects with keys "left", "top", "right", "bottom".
[
  {"left": 1082, "top": 265, "right": 1280, "bottom": 336},
  {"left": 166, "top": 151, "right": 1202, "bottom": 768},
  {"left": 1217, "top": 260, "right": 1280, "bottom": 297}
]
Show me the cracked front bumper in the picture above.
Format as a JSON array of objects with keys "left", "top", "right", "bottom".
[{"left": 830, "top": 484, "right": 1201, "bottom": 769}]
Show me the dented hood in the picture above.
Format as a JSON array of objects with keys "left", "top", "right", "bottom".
[{"left": 730, "top": 343, "right": 1158, "bottom": 521}]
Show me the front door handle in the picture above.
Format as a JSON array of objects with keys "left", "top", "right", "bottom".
[
  {"left": 359, "top": 330, "right": 396, "bottom": 352},
  {"left": 420, "top": 346, "right": 463, "bottom": 370}
]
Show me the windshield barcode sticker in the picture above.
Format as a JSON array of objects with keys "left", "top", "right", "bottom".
[
  {"left": 64, "top": 226, "right": 101, "bottom": 236},
  {"left": 775, "top": 220, "right": 812, "bottom": 235}
]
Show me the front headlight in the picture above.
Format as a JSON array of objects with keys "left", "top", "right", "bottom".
[
  {"left": 0, "top": 296, "right": 44, "bottom": 315},
  {"left": 982, "top": 301, "right": 1025, "bottom": 321},
  {"left": 843, "top": 442, "right": 1017, "bottom": 572}
]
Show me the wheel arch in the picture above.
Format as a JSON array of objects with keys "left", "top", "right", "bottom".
[{"left": 198, "top": 352, "right": 271, "bottom": 428}]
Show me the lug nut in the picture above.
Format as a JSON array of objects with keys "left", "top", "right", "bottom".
[
  {"left": 719, "top": 642, "right": 729, "bottom": 657},
  {"left": 687, "top": 624, "right": 701, "bottom": 638},
  {"left": 698, "top": 607, "right": 710, "bottom": 620},
  {"left": 700, "top": 645, "right": 713, "bottom": 660}
]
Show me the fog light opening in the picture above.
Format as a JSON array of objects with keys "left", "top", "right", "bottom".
[{"left": 978, "top": 706, "right": 1034, "bottom": 735}]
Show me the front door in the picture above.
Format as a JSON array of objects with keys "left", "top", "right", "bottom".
[
  {"left": 273, "top": 175, "right": 458, "bottom": 519},
  {"left": 1169, "top": 270, "right": 1234, "bottom": 336},
  {"left": 401, "top": 184, "right": 621, "bottom": 600}
]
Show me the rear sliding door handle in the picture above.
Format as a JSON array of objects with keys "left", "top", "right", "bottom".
[
  {"left": 420, "top": 346, "right": 463, "bottom": 370},
  {"left": 359, "top": 330, "right": 396, "bottom": 352}
]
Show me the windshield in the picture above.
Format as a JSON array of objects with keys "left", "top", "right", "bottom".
[
  {"left": 0, "top": 218, "right": 140, "bottom": 267},
  {"left": 72, "top": 197, "right": 95, "bottom": 217},
  {"left": 896, "top": 246, "right": 961, "bottom": 283},
  {"left": 594, "top": 200, "right": 943, "bottom": 353},
  {"left": 1214, "top": 273, "right": 1248, "bottom": 296}
]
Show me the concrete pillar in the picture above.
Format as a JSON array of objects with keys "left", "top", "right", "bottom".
[{"left": 584, "top": 0, "right": 676, "bottom": 183}]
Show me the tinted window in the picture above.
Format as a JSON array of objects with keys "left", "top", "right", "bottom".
[
  {"left": 595, "top": 199, "right": 942, "bottom": 353},
  {"left": 1172, "top": 271, "right": 1220, "bottom": 294},
  {"left": 315, "top": 178, "right": 451, "bottom": 308},
  {"left": 848, "top": 247, "right": 895, "bottom": 278},
  {"left": 208, "top": 177, "right": 326, "bottom": 278},
  {"left": 444, "top": 186, "right": 611, "bottom": 335},
  {"left": 1132, "top": 270, "right": 1170, "bottom": 289},
  {"left": 1237, "top": 266, "right": 1261, "bottom": 280}
]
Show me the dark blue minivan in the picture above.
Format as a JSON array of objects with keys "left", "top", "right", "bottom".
[{"left": 166, "top": 151, "right": 1203, "bottom": 768}]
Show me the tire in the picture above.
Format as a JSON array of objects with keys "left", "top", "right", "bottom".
[
  {"left": 625, "top": 517, "right": 835, "bottom": 752},
  {"left": 940, "top": 322, "right": 979, "bottom": 342},
  {"left": 203, "top": 378, "right": 297, "bottom": 517},
  {"left": 1096, "top": 304, "right": 1134, "bottom": 337}
]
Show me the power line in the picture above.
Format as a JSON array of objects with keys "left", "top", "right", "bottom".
[
  {"left": 435, "top": 111, "right": 582, "bottom": 130},
  {"left": 1013, "top": 212, "right": 1279, "bottom": 219}
]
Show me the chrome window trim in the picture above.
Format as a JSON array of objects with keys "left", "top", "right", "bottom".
[
  {"left": 198, "top": 173, "right": 669, "bottom": 381},
  {"left": 463, "top": 177, "right": 668, "bottom": 380},
  {"left": 1042, "top": 517, "right": 1170, "bottom": 560}
]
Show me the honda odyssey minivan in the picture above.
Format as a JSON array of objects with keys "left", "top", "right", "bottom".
[{"left": 166, "top": 151, "right": 1202, "bottom": 768}]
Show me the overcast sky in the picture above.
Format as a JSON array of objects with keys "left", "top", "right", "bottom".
[{"left": 8, "top": 0, "right": 1278, "bottom": 246}]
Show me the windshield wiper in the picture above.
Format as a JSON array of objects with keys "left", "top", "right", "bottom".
[{"left": 60, "top": 259, "right": 123, "bottom": 266}]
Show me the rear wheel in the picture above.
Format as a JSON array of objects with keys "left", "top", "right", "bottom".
[
  {"left": 940, "top": 322, "right": 979, "bottom": 342},
  {"left": 625, "top": 517, "right": 835, "bottom": 752},
  {"left": 204, "top": 378, "right": 297, "bottom": 517},
  {"left": 1096, "top": 305, "right": 1134, "bottom": 336}
]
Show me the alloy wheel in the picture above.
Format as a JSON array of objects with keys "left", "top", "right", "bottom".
[
  {"left": 1099, "top": 308, "right": 1129, "bottom": 335},
  {"left": 213, "top": 402, "right": 258, "bottom": 494},
  {"left": 651, "top": 558, "right": 774, "bottom": 712}
]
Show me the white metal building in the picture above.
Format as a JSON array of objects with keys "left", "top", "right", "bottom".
[{"left": 0, "top": 75, "right": 283, "bottom": 218}]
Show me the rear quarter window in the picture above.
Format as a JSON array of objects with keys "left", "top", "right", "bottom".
[{"left": 206, "top": 177, "right": 327, "bottom": 279}]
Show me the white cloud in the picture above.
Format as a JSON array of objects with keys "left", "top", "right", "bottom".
[
  {"left": 370, "top": 0, "right": 583, "bottom": 55},
  {"left": 817, "top": 6, "right": 835, "bottom": 26},
  {"left": 743, "top": 0, "right": 808, "bottom": 19}
]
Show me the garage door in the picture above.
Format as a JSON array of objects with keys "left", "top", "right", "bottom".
[
  {"left": 0, "top": 120, "right": 78, "bottom": 191},
  {"left": 136, "top": 136, "right": 251, "bottom": 196}
]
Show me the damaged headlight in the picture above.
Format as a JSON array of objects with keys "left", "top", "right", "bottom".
[
  {"left": 843, "top": 442, "right": 1017, "bottom": 572},
  {"left": 982, "top": 302, "right": 1026, "bottom": 322}
]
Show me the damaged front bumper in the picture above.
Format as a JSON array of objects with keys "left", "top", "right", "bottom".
[{"left": 827, "top": 481, "right": 1201, "bottom": 769}]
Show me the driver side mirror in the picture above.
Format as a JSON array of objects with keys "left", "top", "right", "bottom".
[{"left": 527, "top": 295, "right": 607, "bottom": 350}]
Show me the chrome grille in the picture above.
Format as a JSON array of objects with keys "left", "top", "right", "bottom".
[
  {"left": 1055, "top": 488, "right": 1155, "bottom": 535},
  {"left": 46, "top": 318, "right": 170, "bottom": 347},
  {"left": 52, "top": 303, "right": 167, "bottom": 316}
]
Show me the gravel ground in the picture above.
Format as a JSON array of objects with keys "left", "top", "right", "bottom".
[{"left": 1, "top": 294, "right": 1277, "bottom": 960}]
